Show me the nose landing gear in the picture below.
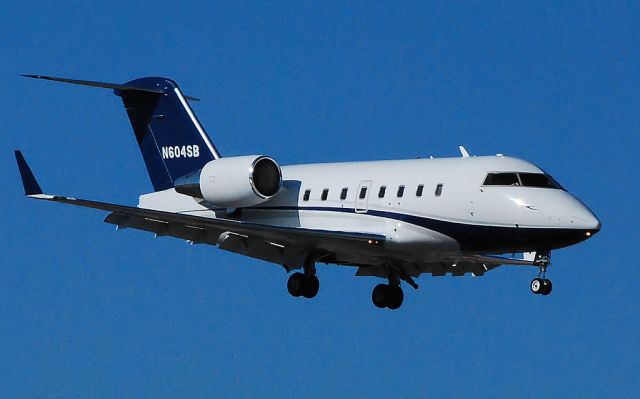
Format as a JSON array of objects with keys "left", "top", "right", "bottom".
[
  {"left": 530, "top": 277, "right": 552, "bottom": 295},
  {"left": 530, "top": 251, "right": 552, "bottom": 296}
]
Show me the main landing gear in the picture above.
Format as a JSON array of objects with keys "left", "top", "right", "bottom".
[
  {"left": 287, "top": 272, "right": 320, "bottom": 298},
  {"left": 530, "top": 251, "right": 552, "bottom": 296},
  {"left": 287, "top": 257, "right": 319, "bottom": 299},
  {"left": 372, "top": 284, "right": 404, "bottom": 310},
  {"left": 371, "top": 267, "right": 414, "bottom": 310}
]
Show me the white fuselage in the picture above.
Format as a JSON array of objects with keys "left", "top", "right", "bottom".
[{"left": 139, "top": 155, "right": 600, "bottom": 265}]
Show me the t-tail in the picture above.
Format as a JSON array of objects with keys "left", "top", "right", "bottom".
[{"left": 22, "top": 75, "right": 221, "bottom": 191}]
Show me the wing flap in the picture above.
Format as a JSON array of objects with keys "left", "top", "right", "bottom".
[
  {"left": 104, "top": 213, "right": 223, "bottom": 245},
  {"left": 217, "top": 232, "right": 307, "bottom": 267}
]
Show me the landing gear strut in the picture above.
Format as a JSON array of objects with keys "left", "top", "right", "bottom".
[{"left": 530, "top": 251, "right": 552, "bottom": 296}]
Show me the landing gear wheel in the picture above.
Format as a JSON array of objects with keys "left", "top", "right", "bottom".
[
  {"left": 372, "top": 284, "right": 388, "bottom": 308},
  {"left": 287, "top": 272, "right": 305, "bottom": 297},
  {"left": 387, "top": 286, "right": 404, "bottom": 310},
  {"left": 302, "top": 275, "right": 320, "bottom": 298},
  {"left": 372, "top": 284, "right": 404, "bottom": 309},
  {"left": 530, "top": 278, "right": 544, "bottom": 295},
  {"left": 541, "top": 279, "right": 553, "bottom": 296},
  {"left": 287, "top": 273, "right": 319, "bottom": 299}
]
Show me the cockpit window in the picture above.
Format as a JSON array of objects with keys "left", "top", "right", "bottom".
[
  {"left": 519, "top": 173, "right": 562, "bottom": 189},
  {"left": 483, "top": 172, "right": 565, "bottom": 190},
  {"left": 483, "top": 173, "right": 520, "bottom": 186}
]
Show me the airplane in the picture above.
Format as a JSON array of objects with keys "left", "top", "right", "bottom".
[{"left": 15, "top": 75, "right": 601, "bottom": 310}]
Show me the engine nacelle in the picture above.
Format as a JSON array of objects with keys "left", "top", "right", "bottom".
[{"left": 174, "top": 155, "right": 282, "bottom": 208}]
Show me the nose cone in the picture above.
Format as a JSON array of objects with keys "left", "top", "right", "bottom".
[
  {"left": 569, "top": 198, "right": 601, "bottom": 239},
  {"left": 586, "top": 213, "right": 601, "bottom": 236}
]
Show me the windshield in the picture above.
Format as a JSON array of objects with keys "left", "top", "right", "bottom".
[{"left": 483, "top": 172, "right": 564, "bottom": 190}]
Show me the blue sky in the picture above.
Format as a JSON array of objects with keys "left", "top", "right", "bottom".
[{"left": 1, "top": 1, "right": 638, "bottom": 397}]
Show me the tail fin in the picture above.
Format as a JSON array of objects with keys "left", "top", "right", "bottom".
[{"left": 23, "top": 75, "right": 221, "bottom": 191}]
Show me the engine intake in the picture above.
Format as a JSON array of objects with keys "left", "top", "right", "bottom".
[
  {"left": 250, "top": 156, "right": 281, "bottom": 198},
  {"left": 174, "top": 155, "right": 282, "bottom": 208}
]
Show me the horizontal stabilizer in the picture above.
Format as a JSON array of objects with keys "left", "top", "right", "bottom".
[
  {"left": 22, "top": 74, "right": 164, "bottom": 95},
  {"left": 21, "top": 74, "right": 200, "bottom": 101},
  {"left": 14, "top": 150, "right": 43, "bottom": 196}
]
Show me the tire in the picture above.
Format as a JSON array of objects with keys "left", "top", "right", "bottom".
[
  {"left": 287, "top": 272, "right": 305, "bottom": 297},
  {"left": 530, "top": 278, "right": 544, "bottom": 295},
  {"left": 387, "top": 286, "right": 404, "bottom": 310},
  {"left": 541, "top": 279, "right": 553, "bottom": 296},
  {"left": 302, "top": 275, "right": 320, "bottom": 298},
  {"left": 372, "top": 284, "right": 388, "bottom": 308}
]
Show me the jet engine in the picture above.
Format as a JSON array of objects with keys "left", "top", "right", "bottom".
[{"left": 174, "top": 155, "right": 282, "bottom": 207}]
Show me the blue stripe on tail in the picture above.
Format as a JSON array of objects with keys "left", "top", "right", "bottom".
[{"left": 114, "top": 77, "right": 220, "bottom": 191}]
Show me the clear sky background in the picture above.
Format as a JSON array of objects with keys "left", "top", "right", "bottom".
[{"left": 1, "top": 1, "right": 638, "bottom": 398}]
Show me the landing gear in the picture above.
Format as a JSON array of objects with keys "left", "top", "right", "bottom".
[
  {"left": 371, "top": 284, "right": 404, "bottom": 309},
  {"left": 531, "top": 251, "right": 552, "bottom": 296},
  {"left": 370, "top": 264, "right": 414, "bottom": 310},
  {"left": 530, "top": 278, "right": 552, "bottom": 295},
  {"left": 287, "top": 256, "right": 320, "bottom": 299},
  {"left": 287, "top": 272, "right": 320, "bottom": 298}
]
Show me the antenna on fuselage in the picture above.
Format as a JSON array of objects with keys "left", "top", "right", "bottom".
[{"left": 458, "top": 145, "right": 470, "bottom": 158}]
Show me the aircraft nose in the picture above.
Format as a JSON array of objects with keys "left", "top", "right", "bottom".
[
  {"left": 570, "top": 199, "right": 601, "bottom": 237},
  {"left": 583, "top": 212, "right": 601, "bottom": 238},
  {"left": 591, "top": 216, "right": 601, "bottom": 232}
]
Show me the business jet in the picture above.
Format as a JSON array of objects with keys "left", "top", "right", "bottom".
[{"left": 15, "top": 75, "right": 601, "bottom": 310}]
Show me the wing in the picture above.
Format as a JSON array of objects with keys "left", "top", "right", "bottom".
[
  {"left": 354, "top": 253, "right": 537, "bottom": 280},
  {"left": 356, "top": 259, "right": 503, "bottom": 279},
  {"left": 15, "top": 151, "right": 385, "bottom": 269}
]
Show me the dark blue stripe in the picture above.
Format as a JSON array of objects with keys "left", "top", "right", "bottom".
[{"left": 245, "top": 205, "right": 590, "bottom": 252}]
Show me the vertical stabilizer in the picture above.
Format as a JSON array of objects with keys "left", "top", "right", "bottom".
[
  {"left": 115, "top": 77, "right": 220, "bottom": 191},
  {"left": 22, "top": 74, "right": 221, "bottom": 191}
]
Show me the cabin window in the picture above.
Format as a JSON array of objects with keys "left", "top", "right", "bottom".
[
  {"left": 397, "top": 185, "right": 405, "bottom": 197},
  {"left": 435, "top": 184, "right": 443, "bottom": 196},
  {"left": 340, "top": 188, "right": 348, "bottom": 200},
  {"left": 416, "top": 184, "right": 424, "bottom": 197},
  {"left": 321, "top": 189, "right": 329, "bottom": 201},
  {"left": 378, "top": 186, "right": 386, "bottom": 198},
  {"left": 483, "top": 173, "right": 520, "bottom": 186},
  {"left": 303, "top": 189, "right": 311, "bottom": 201},
  {"left": 519, "top": 173, "right": 563, "bottom": 189},
  {"left": 359, "top": 187, "right": 368, "bottom": 199}
]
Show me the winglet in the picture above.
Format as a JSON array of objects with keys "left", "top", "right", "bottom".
[{"left": 14, "top": 150, "right": 43, "bottom": 196}]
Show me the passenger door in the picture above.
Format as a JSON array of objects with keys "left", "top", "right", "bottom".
[{"left": 355, "top": 180, "right": 372, "bottom": 213}]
